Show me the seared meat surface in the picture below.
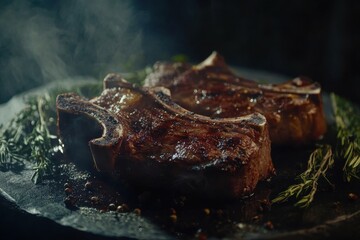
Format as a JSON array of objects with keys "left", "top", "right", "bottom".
[
  {"left": 145, "top": 52, "right": 327, "bottom": 145},
  {"left": 57, "top": 74, "right": 274, "bottom": 198}
]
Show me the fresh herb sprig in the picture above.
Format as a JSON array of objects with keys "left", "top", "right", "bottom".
[
  {"left": 273, "top": 93, "right": 360, "bottom": 207},
  {"left": 26, "top": 95, "right": 60, "bottom": 183},
  {"left": 272, "top": 145, "right": 334, "bottom": 207},
  {"left": 331, "top": 93, "right": 360, "bottom": 181},
  {"left": 0, "top": 93, "right": 61, "bottom": 183},
  {"left": 0, "top": 82, "right": 103, "bottom": 183}
]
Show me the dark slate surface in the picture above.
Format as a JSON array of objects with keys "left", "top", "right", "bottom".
[{"left": 1, "top": 78, "right": 360, "bottom": 240}]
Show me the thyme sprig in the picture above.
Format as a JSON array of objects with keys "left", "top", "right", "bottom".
[{"left": 273, "top": 93, "right": 360, "bottom": 207}]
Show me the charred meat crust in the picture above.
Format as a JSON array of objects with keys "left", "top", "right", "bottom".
[
  {"left": 144, "top": 52, "right": 327, "bottom": 145},
  {"left": 56, "top": 93, "right": 123, "bottom": 172},
  {"left": 56, "top": 74, "right": 275, "bottom": 198}
]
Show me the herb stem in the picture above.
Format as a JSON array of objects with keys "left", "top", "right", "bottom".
[
  {"left": 272, "top": 145, "right": 334, "bottom": 208},
  {"left": 273, "top": 93, "right": 360, "bottom": 207}
]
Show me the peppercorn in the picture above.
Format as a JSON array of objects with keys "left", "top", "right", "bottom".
[
  {"left": 264, "top": 221, "right": 274, "bottom": 230},
  {"left": 196, "top": 230, "right": 207, "bottom": 240},
  {"left": 348, "top": 192, "right": 359, "bottom": 201},
  {"left": 85, "top": 181, "right": 93, "bottom": 190},
  {"left": 90, "top": 196, "right": 99, "bottom": 204},
  {"left": 116, "top": 203, "right": 129, "bottom": 213},
  {"left": 64, "top": 187, "right": 72, "bottom": 195},
  {"left": 169, "top": 214, "right": 177, "bottom": 223},
  {"left": 108, "top": 203, "right": 116, "bottom": 211},
  {"left": 203, "top": 208, "right": 210, "bottom": 215},
  {"left": 170, "top": 208, "right": 176, "bottom": 215},
  {"left": 133, "top": 208, "right": 141, "bottom": 215},
  {"left": 252, "top": 215, "right": 260, "bottom": 222}
]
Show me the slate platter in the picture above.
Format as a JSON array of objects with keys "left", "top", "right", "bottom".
[{"left": 0, "top": 72, "right": 360, "bottom": 240}]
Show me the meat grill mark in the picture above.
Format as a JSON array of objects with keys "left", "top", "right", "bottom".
[
  {"left": 144, "top": 52, "right": 327, "bottom": 145},
  {"left": 57, "top": 73, "right": 275, "bottom": 199}
]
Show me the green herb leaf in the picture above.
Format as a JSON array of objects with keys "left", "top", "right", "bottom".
[
  {"left": 272, "top": 145, "right": 334, "bottom": 208},
  {"left": 273, "top": 93, "right": 360, "bottom": 208},
  {"left": 331, "top": 93, "right": 360, "bottom": 182}
]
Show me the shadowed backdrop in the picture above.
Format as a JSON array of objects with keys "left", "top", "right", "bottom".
[{"left": 0, "top": 0, "right": 359, "bottom": 104}]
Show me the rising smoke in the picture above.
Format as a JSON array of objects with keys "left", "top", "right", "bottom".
[{"left": 0, "top": 0, "right": 146, "bottom": 103}]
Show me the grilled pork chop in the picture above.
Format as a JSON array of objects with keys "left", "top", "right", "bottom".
[
  {"left": 57, "top": 74, "right": 275, "bottom": 198},
  {"left": 144, "top": 52, "right": 327, "bottom": 145}
]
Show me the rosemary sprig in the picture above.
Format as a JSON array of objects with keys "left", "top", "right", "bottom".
[
  {"left": 331, "top": 93, "right": 360, "bottom": 181},
  {"left": 273, "top": 93, "right": 360, "bottom": 207},
  {"left": 0, "top": 93, "right": 61, "bottom": 183},
  {"left": 27, "top": 95, "right": 60, "bottom": 183},
  {"left": 0, "top": 82, "right": 103, "bottom": 183},
  {"left": 0, "top": 136, "right": 25, "bottom": 169},
  {"left": 272, "top": 145, "right": 334, "bottom": 208}
]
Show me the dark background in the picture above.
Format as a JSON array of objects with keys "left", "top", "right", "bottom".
[{"left": 0, "top": 0, "right": 360, "bottom": 104}]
